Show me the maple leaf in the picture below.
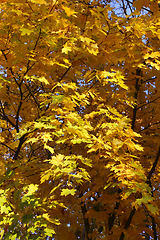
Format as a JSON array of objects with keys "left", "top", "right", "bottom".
[
  {"left": 38, "top": 76, "right": 49, "bottom": 84},
  {"left": 20, "top": 28, "right": 33, "bottom": 36},
  {"left": 43, "top": 213, "right": 61, "bottom": 224},
  {"left": 0, "top": 0, "right": 160, "bottom": 239},
  {"left": 30, "top": 0, "right": 47, "bottom": 4},
  {"left": 61, "top": 188, "right": 76, "bottom": 196},
  {"left": 44, "top": 228, "right": 56, "bottom": 237},
  {"left": 62, "top": 45, "right": 72, "bottom": 54},
  {"left": 62, "top": 6, "right": 77, "bottom": 17}
]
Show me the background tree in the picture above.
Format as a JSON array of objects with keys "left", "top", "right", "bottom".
[{"left": 0, "top": 0, "right": 160, "bottom": 239}]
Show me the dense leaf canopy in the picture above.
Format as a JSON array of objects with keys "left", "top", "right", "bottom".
[{"left": 0, "top": 0, "right": 160, "bottom": 239}]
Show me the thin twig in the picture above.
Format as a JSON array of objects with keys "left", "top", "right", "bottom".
[
  {"left": 0, "top": 142, "right": 16, "bottom": 153},
  {"left": 125, "top": 0, "right": 153, "bottom": 14}
]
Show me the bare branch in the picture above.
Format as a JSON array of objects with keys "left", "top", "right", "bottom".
[{"left": 147, "top": 146, "right": 160, "bottom": 181}]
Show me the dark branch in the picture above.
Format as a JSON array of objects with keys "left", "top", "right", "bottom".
[
  {"left": 0, "top": 141, "right": 16, "bottom": 153},
  {"left": 147, "top": 146, "right": 160, "bottom": 181},
  {"left": 13, "top": 134, "right": 27, "bottom": 160},
  {"left": 131, "top": 68, "right": 141, "bottom": 130},
  {"left": 119, "top": 207, "right": 136, "bottom": 240},
  {"left": 119, "top": 69, "right": 141, "bottom": 240},
  {"left": 0, "top": 101, "right": 16, "bottom": 129},
  {"left": 125, "top": 0, "right": 153, "bottom": 14}
]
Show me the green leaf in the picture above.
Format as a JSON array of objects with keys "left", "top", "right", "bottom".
[
  {"left": 52, "top": 95, "right": 64, "bottom": 104},
  {"left": 147, "top": 204, "right": 159, "bottom": 215},
  {"left": 122, "top": 190, "right": 133, "bottom": 200},
  {"left": 22, "top": 214, "right": 34, "bottom": 223},
  {"left": 136, "top": 195, "right": 153, "bottom": 205}
]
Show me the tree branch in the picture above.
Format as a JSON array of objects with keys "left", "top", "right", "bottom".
[
  {"left": 0, "top": 101, "right": 16, "bottom": 128},
  {"left": 119, "top": 69, "right": 141, "bottom": 240},
  {"left": 146, "top": 151, "right": 160, "bottom": 240},
  {"left": 137, "top": 96, "right": 160, "bottom": 110},
  {"left": 81, "top": 204, "right": 91, "bottom": 240},
  {"left": 147, "top": 146, "right": 160, "bottom": 181},
  {"left": 125, "top": 0, "right": 153, "bottom": 14},
  {"left": 13, "top": 134, "right": 27, "bottom": 160},
  {"left": 0, "top": 141, "right": 16, "bottom": 153},
  {"left": 138, "top": 121, "right": 160, "bottom": 133},
  {"left": 119, "top": 146, "right": 160, "bottom": 240},
  {"left": 131, "top": 69, "right": 141, "bottom": 131},
  {"left": 119, "top": 207, "right": 136, "bottom": 240}
]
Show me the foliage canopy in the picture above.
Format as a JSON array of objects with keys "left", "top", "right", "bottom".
[{"left": 0, "top": 0, "right": 160, "bottom": 239}]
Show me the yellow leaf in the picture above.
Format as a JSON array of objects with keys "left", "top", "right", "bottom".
[
  {"left": 26, "top": 184, "right": 38, "bottom": 196},
  {"left": 62, "top": 45, "right": 72, "bottom": 54},
  {"left": 62, "top": 6, "right": 77, "bottom": 17},
  {"left": 43, "top": 213, "right": 61, "bottom": 224},
  {"left": 38, "top": 77, "right": 49, "bottom": 84},
  {"left": 20, "top": 28, "right": 33, "bottom": 36},
  {"left": 30, "top": 0, "right": 47, "bottom": 4},
  {"left": 113, "top": 139, "right": 123, "bottom": 147},
  {"left": 0, "top": 161, "right": 5, "bottom": 175},
  {"left": 144, "top": 52, "right": 160, "bottom": 59},
  {"left": 79, "top": 36, "right": 94, "bottom": 45},
  {"left": 44, "top": 144, "right": 54, "bottom": 154},
  {"left": 87, "top": 44, "right": 99, "bottom": 55},
  {"left": 61, "top": 188, "right": 76, "bottom": 196}
]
